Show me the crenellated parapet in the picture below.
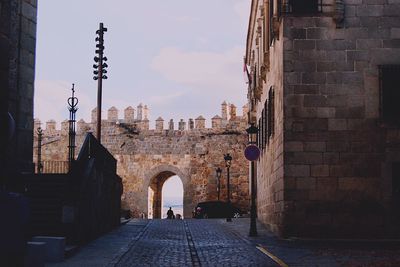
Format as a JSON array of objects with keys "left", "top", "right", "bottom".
[{"left": 34, "top": 101, "right": 248, "bottom": 139}]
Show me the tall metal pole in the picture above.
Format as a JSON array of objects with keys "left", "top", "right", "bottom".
[
  {"left": 216, "top": 168, "right": 222, "bottom": 201},
  {"left": 246, "top": 123, "right": 259, "bottom": 236},
  {"left": 224, "top": 153, "right": 232, "bottom": 222},
  {"left": 37, "top": 127, "right": 43, "bottom": 174},
  {"left": 249, "top": 160, "right": 257, "bottom": 236},
  {"left": 226, "top": 165, "right": 231, "bottom": 222},
  {"left": 68, "top": 83, "right": 78, "bottom": 172},
  {"left": 93, "top": 22, "right": 108, "bottom": 143}
]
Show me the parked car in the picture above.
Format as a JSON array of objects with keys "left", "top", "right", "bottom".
[{"left": 192, "top": 201, "right": 242, "bottom": 219}]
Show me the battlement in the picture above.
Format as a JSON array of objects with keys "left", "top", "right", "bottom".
[{"left": 34, "top": 102, "right": 249, "bottom": 136}]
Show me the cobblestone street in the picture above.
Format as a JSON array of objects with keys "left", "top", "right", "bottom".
[{"left": 48, "top": 218, "right": 400, "bottom": 267}]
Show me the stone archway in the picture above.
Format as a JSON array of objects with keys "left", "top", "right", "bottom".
[{"left": 143, "top": 165, "right": 193, "bottom": 218}]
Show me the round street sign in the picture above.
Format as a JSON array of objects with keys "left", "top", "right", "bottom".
[{"left": 244, "top": 144, "right": 260, "bottom": 161}]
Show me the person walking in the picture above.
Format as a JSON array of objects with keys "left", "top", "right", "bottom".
[{"left": 167, "top": 207, "right": 175, "bottom": 219}]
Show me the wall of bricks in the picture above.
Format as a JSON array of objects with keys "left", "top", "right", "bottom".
[
  {"left": 34, "top": 105, "right": 251, "bottom": 218},
  {"left": 247, "top": 0, "right": 400, "bottom": 238},
  {"left": 0, "top": 0, "right": 37, "bottom": 182},
  {"left": 281, "top": 0, "right": 400, "bottom": 238}
]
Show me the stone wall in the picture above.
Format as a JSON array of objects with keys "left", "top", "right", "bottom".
[
  {"left": 0, "top": 0, "right": 37, "bottom": 185},
  {"left": 34, "top": 103, "right": 251, "bottom": 218},
  {"left": 247, "top": 0, "right": 400, "bottom": 238}
]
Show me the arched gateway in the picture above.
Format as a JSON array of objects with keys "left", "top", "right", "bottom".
[
  {"left": 34, "top": 103, "right": 251, "bottom": 218},
  {"left": 144, "top": 165, "right": 193, "bottom": 218}
]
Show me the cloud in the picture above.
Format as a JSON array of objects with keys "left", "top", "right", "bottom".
[{"left": 150, "top": 46, "right": 247, "bottom": 104}]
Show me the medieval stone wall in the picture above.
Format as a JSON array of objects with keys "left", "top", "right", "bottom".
[
  {"left": 0, "top": 0, "right": 37, "bottom": 180},
  {"left": 34, "top": 103, "right": 251, "bottom": 218},
  {"left": 247, "top": 0, "right": 400, "bottom": 238}
]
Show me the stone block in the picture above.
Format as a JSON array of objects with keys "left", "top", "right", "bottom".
[
  {"left": 293, "top": 40, "right": 316, "bottom": 50},
  {"left": 323, "top": 152, "right": 340, "bottom": 164},
  {"left": 316, "top": 107, "right": 335, "bottom": 118},
  {"left": 296, "top": 177, "right": 316, "bottom": 190},
  {"left": 25, "top": 241, "right": 45, "bottom": 267},
  {"left": 293, "top": 84, "right": 319, "bottom": 94},
  {"left": 356, "top": 5, "right": 383, "bottom": 17},
  {"left": 304, "top": 119, "right": 328, "bottom": 131},
  {"left": 285, "top": 152, "right": 323, "bottom": 165},
  {"left": 32, "top": 236, "right": 65, "bottom": 262},
  {"left": 285, "top": 141, "right": 303, "bottom": 152},
  {"left": 384, "top": 4, "right": 400, "bottom": 16},
  {"left": 383, "top": 39, "right": 400, "bottom": 48},
  {"left": 306, "top": 28, "right": 329, "bottom": 40},
  {"left": 304, "top": 142, "right": 326, "bottom": 152},
  {"left": 304, "top": 95, "right": 327, "bottom": 107},
  {"left": 290, "top": 28, "right": 306, "bottom": 39},
  {"left": 328, "top": 118, "right": 347, "bottom": 131},
  {"left": 317, "top": 61, "right": 335, "bottom": 72},
  {"left": 285, "top": 164, "right": 310, "bottom": 177},
  {"left": 293, "top": 61, "right": 316, "bottom": 72},
  {"left": 329, "top": 164, "right": 355, "bottom": 177},
  {"left": 327, "top": 141, "right": 349, "bottom": 152},
  {"left": 301, "top": 72, "right": 326, "bottom": 84},
  {"left": 326, "top": 72, "right": 343, "bottom": 84},
  {"left": 391, "top": 28, "right": 400, "bottom": 39},
  {"left": 335, "top": 107, "right": 365, "bottom": 119},
  {"left": 327, "top": 95, "right": 347, "bottom": 107},
  {"left": 311, "top": 165, "right": 329, "bottom": 177},
  {"left": 346, "top": 50, "right": 369, "bottom": 61}
]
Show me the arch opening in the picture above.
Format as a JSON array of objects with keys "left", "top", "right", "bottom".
[
  {"left": 147, "top": 171, "right": 184, "bottom": 219},
  {"left": 161, "top": 176, "right": 183, "bottom": 219}
]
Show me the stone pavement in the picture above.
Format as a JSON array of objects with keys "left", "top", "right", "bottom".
[{"left": 48, "top": 218, "right": 400, "bottom": 267}]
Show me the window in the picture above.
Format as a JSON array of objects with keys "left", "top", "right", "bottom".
[
  {"left": 267, "top": 87, "right": 275, "bottom": 138},
  {"left": 269, "top": 0, "right": 274, "bottom": 45},
  {"left": 263, "top": 100, "right": 268, "bottom": 148},
  {"left": 257, "top": 118, "right": 261, "bottom": 148},
  {"left": 379, "top": 65, "right": 400, "bottom": 125},
  {"left": 283, "top": 0, "right": 322, "bottom": 14}
]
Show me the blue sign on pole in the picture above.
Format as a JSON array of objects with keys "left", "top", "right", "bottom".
[{"left": 244, "top": 144, "right": 260, "bottom": 161}]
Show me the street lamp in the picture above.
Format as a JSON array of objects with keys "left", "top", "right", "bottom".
[
  {"left": 216, "top": 167, "right": 222, "bottom": 201},
  {"left": 224, "top": 153, "right": 232, "bottom": 222},
  {"left": 93, "top": 22, "right": 108, "bottom": 143},
  {"left": 246, "top": 123, "right": 259, "bottom": 236},
  {"left": 67, "top": 84, "right": 78, "bottom": 172}
]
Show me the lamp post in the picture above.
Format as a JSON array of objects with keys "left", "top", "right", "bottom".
[
  {"left": 37, "top": 127, "right": 43, "bottom": 174},
  {"left": 93, "top": 22, "right": 108, "bottom": 143},
  {"left": 246, "top": 123, "right": 260, "bottom": 236},
  {"left": 224, "top": 153, "right": 232, "bottom": 222},
  {"left": 216, "top": 167, "right": 222, "bottom": 201},
  {"left": 67, "top": 84, "right": 78, "bottom": 172}
]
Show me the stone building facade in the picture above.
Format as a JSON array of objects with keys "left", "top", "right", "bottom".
[
  {"left": 34, "top": 103, "right": 251, "bottom": 218},
  {"left": 0, "top": 0, "right": 37, "bottom": 187},
  {"left": 247, "top": 0, "right": 400, "bottom": 237}
]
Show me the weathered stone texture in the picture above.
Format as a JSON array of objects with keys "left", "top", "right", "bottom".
[
  {"left": 247, "top": 0, "right": 400, "bottom": 238},
  {"left": 0, "top": 0, "right": 37, "bottom": 177},
  {"left": 34, "top": 105, "right": 250, "bottom": 219}
]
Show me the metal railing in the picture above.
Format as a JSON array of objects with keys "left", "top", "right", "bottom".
[{"left": 34, "top": 161, "right": 69, "bottom": 174}]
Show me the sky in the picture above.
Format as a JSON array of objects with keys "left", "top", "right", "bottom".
[{"left": 34, "top": 0, "right": 251, "bottom": 128}]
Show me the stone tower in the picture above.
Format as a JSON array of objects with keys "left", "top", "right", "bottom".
[
  {"left": 137, "top": 104, "right": 143, "bottom": 121},
  {"left": 124, "top": 106, "right": 135, "bottom": 123},
  {"left": 155, "top": 117, "right": 164, "bottom": 131},
  {"left": 108, "top": 106, "right": 118, "bottom": 122}
]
